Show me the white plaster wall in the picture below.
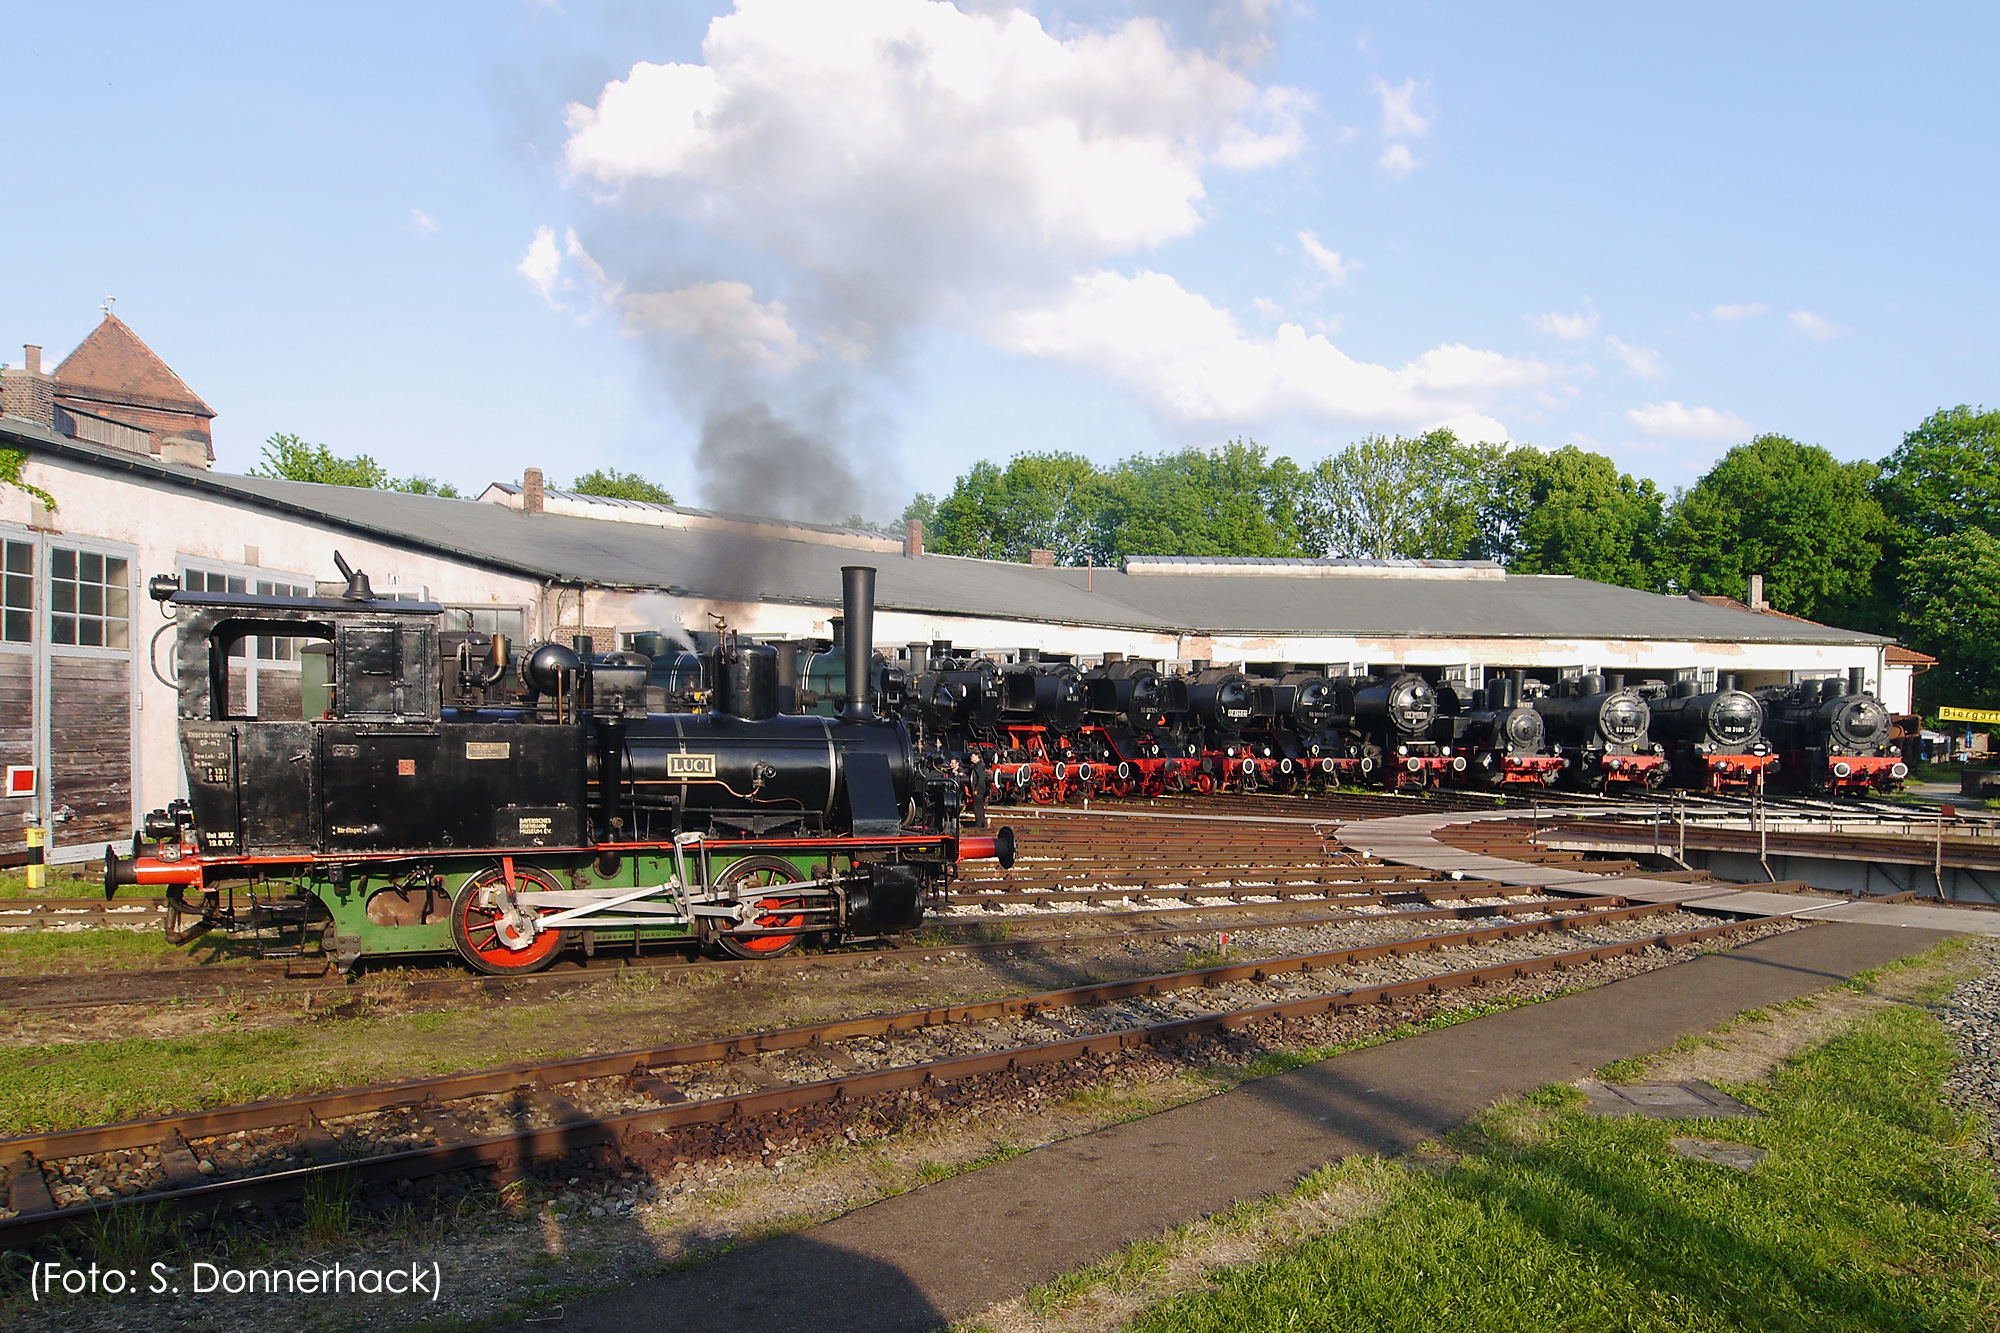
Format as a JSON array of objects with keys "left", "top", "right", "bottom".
[{"left": 14, "top": 454, "right": 546, "bottom": 817}]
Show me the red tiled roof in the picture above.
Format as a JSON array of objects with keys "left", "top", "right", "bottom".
[
  {"left": 1885, "top": 644, "right": 1938, "bottom": 666},
  {"left": 51, "top": 315, "right": 214, "bottom": 418}
]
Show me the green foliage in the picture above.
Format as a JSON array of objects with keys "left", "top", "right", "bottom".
[
  {"left": 1099, "top": 439, "right": 1307, "bottom": 560},
  {"left": 1482, "top": 444, "right": 1664, "bottom": 585},
  {"left": 1876, "top": 405, "right": 2000, "bottom": 546},
  {"left": 1899, "top": 527, "right": 2000, "bottom": 711},
  {"left": 1130, "top": 1005, "right": 1998, "bottom": 1333},
  {"left": 251, "top": 432, "right": 461, "bottom": 496},
  {"left": 1302, "top": 430, "right": 1501, "bottom": 559},
  {"left": 1658, "top": 434, "right": 1888, "bottom": 620},
  {"left": 0, "top": 446, "right": 56, "bottom": 511},
  {"left": 569, "top": 466, "right": 675, "bottom": 505},
  {"left": 928, "top": 452, "right": 1109, "bottom": 563}
]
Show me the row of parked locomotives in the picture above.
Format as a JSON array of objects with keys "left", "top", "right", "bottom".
[
  {"left": 896, "top": 652, "right": 1906, "bottom": 802},
  {"left": 105, "top": 561, "right": 1011, "bottom": 974}
]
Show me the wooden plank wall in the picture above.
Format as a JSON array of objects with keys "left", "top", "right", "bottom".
[
  {"left": 0, "top": 654, "right": 28, "bottom": 854},
  {"left": 49, "top": 657, "right": 132, "bottom": 848}
]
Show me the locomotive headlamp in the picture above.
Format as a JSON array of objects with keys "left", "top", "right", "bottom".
[{"left": 148, "top": 573, "right": 181, "bottom": 603}]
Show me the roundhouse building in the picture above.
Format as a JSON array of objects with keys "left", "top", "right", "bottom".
[{"left": 1, "top": 408, "right": 1908, "bottom": 863}]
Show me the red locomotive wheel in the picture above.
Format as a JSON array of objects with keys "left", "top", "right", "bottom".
[
  {"left": 715, "top": 856, "right": 813, "bottom": 960},
  {"left": 450, "top": 865, "right": 569, "bottom": 975}
]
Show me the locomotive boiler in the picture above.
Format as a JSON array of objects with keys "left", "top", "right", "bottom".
[
  {"left": 1755, "top": 667, "right": 1907, "bottom": 795},
  {"left": 105, "top": 560, "right": 1011, "bottom": 973},
  {"left": 1529, "top": 672, "right": 1668, "bottom": 791}
]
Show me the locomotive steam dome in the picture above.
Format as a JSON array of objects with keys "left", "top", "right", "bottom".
[
  {"left": 1597, "top": 690, "right": 1650, "bottom": 746},
  {"left": 1828, "top": 694, "right": 1889, "bottom": 749}
]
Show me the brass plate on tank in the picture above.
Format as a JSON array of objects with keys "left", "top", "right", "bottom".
[
  {"left": 465, "top": 742, "right": 512, "bottom": 760},
  {"left": 666, "top": 753, "right": 718, "bottom": 778}
]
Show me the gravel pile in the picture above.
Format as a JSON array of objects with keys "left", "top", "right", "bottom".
[{"left": 1939, "top": 937, "right": 2000, "bottom": 1157}]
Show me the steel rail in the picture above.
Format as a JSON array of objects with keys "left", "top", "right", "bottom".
[
  {"left": 0, "top": 907, "right": 1760, "bottom": 1245},
  {"left": 0, "top": 899, "right": 1685, "bottom": 1166}
]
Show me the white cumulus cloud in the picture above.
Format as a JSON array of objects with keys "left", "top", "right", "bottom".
[
  {"left": 1533, "top": 310, "right": 1599, "bottom": 340},
  {"left": 1604, "top": 335, "right": 1665, "bottom": 379},
  {"left": 1789, "top": 310, "right": 1847, "bottom": 339},
  {"left": 560, "top": 0, "right": 1307, "bottom": 335},
  {"left": 1626, "top": 401, "right": 1749, "bottom": 440},
  {"left": 989, "top": 268, "right": 1553, "bottom": 433},
  {"left": 1297, "top": 231, "right": 1360, "bottom": 285},
  {"left": 1710, "top": 302, "right": 1767, "bottom": 321}
]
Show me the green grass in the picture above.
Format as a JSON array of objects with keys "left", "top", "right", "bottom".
[
  {"left": 0, "top": 865, "right": 101, "bottom": 898},
  {"left": 1128, "top": 1004, "right": 1999, "bottom": 1333},
  {"left": 0, "top": 926, "right": 189, "bottom": 971}
]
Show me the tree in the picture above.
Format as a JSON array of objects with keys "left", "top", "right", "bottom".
[
  {"left": 1301, "top": 430, "right": 1499, "bottom": 560},
  {"left": 1480, "top": 444, "right": 1664, "bottom": 587},
  {"left": 928, "top": 453, "right": 1108, "bottom": 564},
  {"left": 1097, "top": 440, "right": 1307, "bottom": 560},
  {"left": 570, "top": 467, "right": 675, "bottom": 505},
  {"left": 251, "top": 432, "right": 460, "bottom": 496},
  {"left": 1898, "top": 527, "right": 2000, "bottom": 713},
  {"left": 1656, "top": 435, "right": 1887, "bottom": 622},
  {"left": 1874, "top": 405, "right": 2000, "bottom": 545}
]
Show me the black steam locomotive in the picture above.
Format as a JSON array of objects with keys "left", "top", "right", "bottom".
[
  {"left": 106, "top": 561, "right": 1011, "bottom": 973},
  {"left": 1755, "top": 668, "right": 1908, "bottom": 794}
]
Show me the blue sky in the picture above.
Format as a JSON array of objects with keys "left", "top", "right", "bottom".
[{"left": 3, "top": 2, "right": 1994, "bottom": 522}]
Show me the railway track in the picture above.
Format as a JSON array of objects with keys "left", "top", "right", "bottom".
[
  {"left": 0, "top": 896, "right": 1763, "bottom": 1243},
  {"left": 0, "top": 870, "right": 1657, "bottom": 1014}
]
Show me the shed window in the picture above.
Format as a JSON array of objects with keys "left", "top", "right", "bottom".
[
  {"left": 3, "top": 541, "right": 30, "bottom": 643},
  {"left": 49, "top": 547, "right": 129, "bottom": 648}
]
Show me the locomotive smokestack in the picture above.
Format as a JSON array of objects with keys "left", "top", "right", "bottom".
[
  {"left": 1849, "top": 665, "right": 1867, "bottom": 696},
  {"left": 842, "top": 565, "right": 876, "bottom": 721}
]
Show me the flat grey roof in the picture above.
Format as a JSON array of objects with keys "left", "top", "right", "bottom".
[{"left": 8, "top": 421, "right": 1888, "bottom": 646}]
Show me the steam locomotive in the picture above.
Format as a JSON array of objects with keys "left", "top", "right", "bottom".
[
  {"left": 1636, "top": 674, "right": 1778, "bottom": 793},
  {"left": 1529, "top": 672, "right": 1669, "bottom": 792},
  {"left": 105, "top": 561, "right": 1011, "bottom": 973},
  {"left": 1755, "top": 668, "right": 1908, "bottom": 794}
]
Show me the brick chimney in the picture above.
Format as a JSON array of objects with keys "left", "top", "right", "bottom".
[
  {"left": 1029, "top": 549, "right": 1055, "bottom": 567},
  {"left": 0, "top": 344, "right": 54, "bottom": 427},
  {"left": 1748, "top": 573, "right": 1767, "bottom": 610},
  {"left": 523, "top": 467, "right": 545, "bottom": 514},
  {"left": 903, "top": 518, "right": 925, "bottom": 557}
]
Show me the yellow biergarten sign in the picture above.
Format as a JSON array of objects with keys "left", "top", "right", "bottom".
[{"left": 1938, "top": 705, "right": 2000, "bottom": 726}]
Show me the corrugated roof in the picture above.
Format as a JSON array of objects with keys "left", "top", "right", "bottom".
[{"left": 5, "top": 420, "right": 1889, "bottom": 646}]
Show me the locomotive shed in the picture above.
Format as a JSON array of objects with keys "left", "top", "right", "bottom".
[{"left": 0, "top": 413, "right": 1925, "bottom": 872}]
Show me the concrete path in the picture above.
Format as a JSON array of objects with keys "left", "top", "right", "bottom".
[
  {"left": 512, "top": 921, "right": 1954, "bottom": 1333},
  {"left": 1338, "top": 808, "right": 2000, "bottom": 935}
]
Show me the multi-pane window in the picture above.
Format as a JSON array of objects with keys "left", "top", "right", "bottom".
[
  {"left": 183, "top": 569, "right": 249, "bottom": 657},
  {"left": 445, "top": 607, "right": 527, "bottom": 640},
  {"left": 2, "top": 541, "right": 30, "bottom": 643},
  {"left": 50, "top": 547, "right": 129, "bottom": 648},
  {"left": 254, "top": 580, "right": 309, "bottom": 659}
]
